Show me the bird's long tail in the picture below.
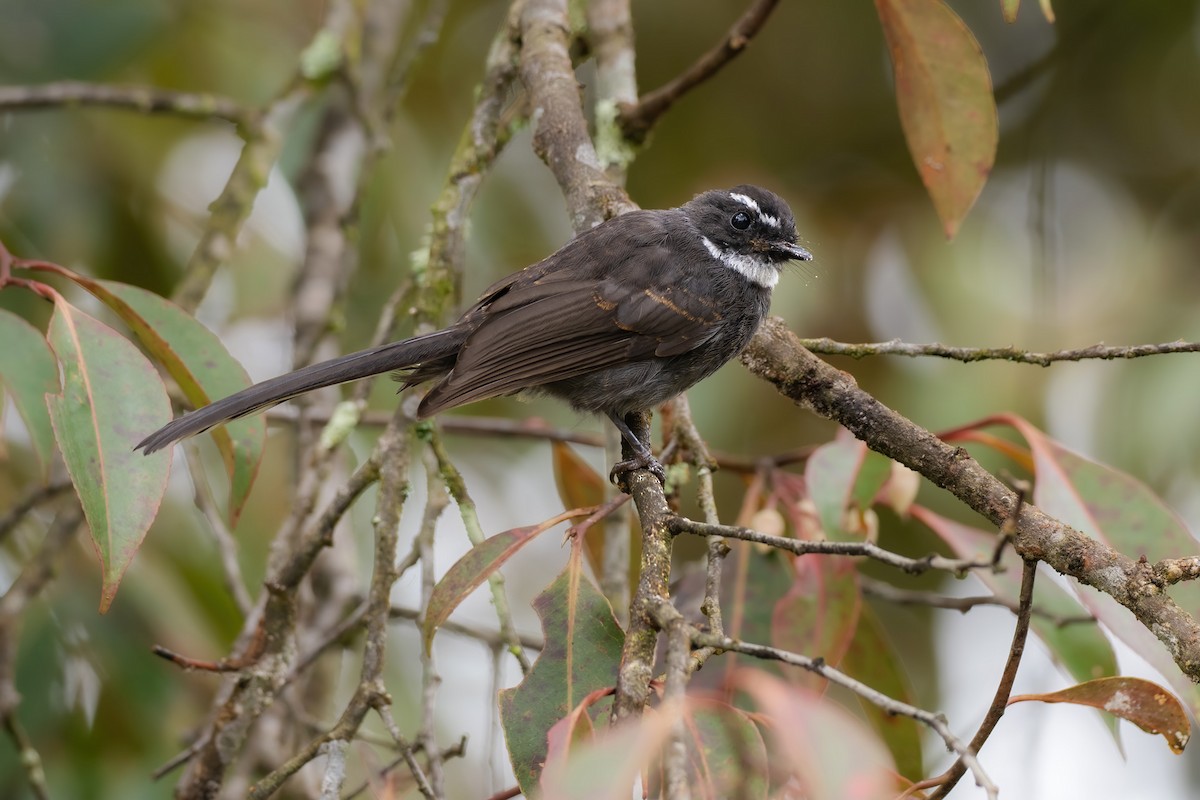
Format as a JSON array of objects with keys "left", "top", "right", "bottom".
[{"left": 136, "top": 328, "right": 464, "bottom": 453}]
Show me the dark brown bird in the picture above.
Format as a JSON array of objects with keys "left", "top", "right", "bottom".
[{"left": 137, "top": 185, "right": 811, "bottom": 481}]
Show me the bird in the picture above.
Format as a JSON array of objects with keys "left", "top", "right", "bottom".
[{"left": 136, "top": 185, "right": 811, "bottom": 483}]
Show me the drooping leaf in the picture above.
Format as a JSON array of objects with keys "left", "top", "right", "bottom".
[
  {"left": 875, "top": 0, "right": 998, "bottom": 238},
  {"left": 0, "top": 310, "right": 60, "bottom": 478},
  {"left": 1010, "top": 677, "right": 1189, "bottom": 754},
  {"left": 60, "top": 276, "right": 265, "bottom": 526},
  {"left": 500, "top": 566, "right": 625, "bottom": 796},
  {"left": 1001, "top": 0, "right": 1020, "bottom": 23},
  {"left": 424, "top": 511, "right": 576, "bottom": 652},
  {"left": 737, "top": 669, "right": 900, "bottom": 800},
  {"left": 45, "top": 300, "right": 171, "bottom": 612},
  {"left": 841, "top": 606, "right": 924, "bottom": 780}
]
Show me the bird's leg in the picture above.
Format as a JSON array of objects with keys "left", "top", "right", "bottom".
[{"left": 606, "top": 410, "right": 666, "bottom": 487}]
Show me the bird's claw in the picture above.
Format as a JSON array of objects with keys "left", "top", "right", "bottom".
[{"left": 609, "top": 453, "right": 666, "bottom": 492}]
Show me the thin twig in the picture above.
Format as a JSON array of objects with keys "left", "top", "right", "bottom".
[
  {"left": 427, "top": 429, "right": 533, "bottom": 674},
  {"left": 0, "top": 479, "right": 72, "bottom": 544},
  {"left": 616, "top": 0, "right": 781, "bottom": 142},
  {"left": 861, "top": 577, "right": 1094, "bottom": 628},
  {"left": 799, "top": 337, "right": 1200, "bottom": 366},
  {"left": 417, "top": 446, "right": 451, "bottom": 795},
  {"left": 926, "top": 559, "right": 1037, "bottom": 799},
  {"left": 0, "top": 81, "right": 248, "bottom": 125},
  {"left": 670, "top": 517, "right": 996, "bottom": 576}
]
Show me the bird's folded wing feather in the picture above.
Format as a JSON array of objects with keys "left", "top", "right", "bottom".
[{"left": 418, "top": 271, "right": 724, "bottom": 414}]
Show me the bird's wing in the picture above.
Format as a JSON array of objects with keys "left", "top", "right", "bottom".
[{"left": 417, "top": 267, "right": 727, "bottom": 415}]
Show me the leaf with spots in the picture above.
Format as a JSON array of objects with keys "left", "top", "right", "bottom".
[
  {"left": 1010, "top": 677, "right": 1189, "bottom": 754},
  {"left": 43, "top": 271, "right": 265, "bottom": 527},
  {"left": 875, "top": 0, "right": 998, "bottom": 238},
  {"left": 500, "top": 565, "right": 625, "bottom": 796},
  {"left": 45, "top": 299, "right": 171, "bottom": 612}
]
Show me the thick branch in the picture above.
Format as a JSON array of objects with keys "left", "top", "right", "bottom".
[
  {"left": 518, "top": 0, "right": 633, "bottom": 230},
  {"left": 741, "top": 317, "right": 1200, "bottom": 681}
]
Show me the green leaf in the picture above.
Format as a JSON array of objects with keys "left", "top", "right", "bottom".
[
  {"left": 45, "top": 300, "right": 171, "bottom": 612},
  {"left": 66, "top": 277, "right": 265, "bottom": 527},
  {"left": 805, "top": 435, "right": 890, "bottom": 541},
  {"left": 0, "top": 310, "right": 60, "bottom": 478},
  {"left": 1001, "top": 0, "right": 1020, "bottom": 23},
  {"left": 500, "top": 566, "right": 625, "bottom": 796},
  {"left": 841, "top": 606, "right": 924, "bottom": 780},
  {"left": 875, "top": 0, "right": 998, "bottom": 238}
]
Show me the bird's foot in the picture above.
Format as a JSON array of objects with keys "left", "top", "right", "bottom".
[{"left": 609, "top": 452, "right": 666, "bottom": 491}]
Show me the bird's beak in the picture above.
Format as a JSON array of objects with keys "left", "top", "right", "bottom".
[{"left": 773, "top": 241, "right": 813, "bottom": 262}]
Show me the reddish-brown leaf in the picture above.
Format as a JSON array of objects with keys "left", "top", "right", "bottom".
[
  {"left": 1010, "top": 677, "right": 1190, "bottom": 754},
  {"left": 875, "top": 0, "right": 998, "bottom": 238}
]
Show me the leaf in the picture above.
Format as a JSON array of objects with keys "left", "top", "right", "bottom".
[
  {"left": 423, "top": 511, "right": 572, "bottom": 652},
  {"left": 1001, "top": 0, "right": 1020, "bottom": 23},
  {"left": 1010, "top": 677, "right": 1189, "bottom": 754},
  {"left": 841, "top": 606, "right": 924, "bottom": 780},
  {"left": 771, "top": 556, "right": 862, "bottom": 691},
  {"left": 875, "top": 0, "right": 998, "bottom": 238},
  {"left": 500, "top": 566, "right": 625, "bottom": 796},
  {"left": 721, "top": 546, "right": 800, "bottom": 683},
  {"left": 998, "top": 415, "right": 1200, "bottom": 721},
  {"left": 63, "top": 276, "right": 265, "bottom": 526},
  {"left": 0, "top": 310, "right": 60, "bottom": 478},
  {"left": 1039, "top": 0, "right": 1055, "bottom": 22},
  {"left": 552, "top": 441, "right": 636, "bottom": 584},
  {"left": 736, "top": 669, "right": 900, "bottom": 800},
  {"left": 680, "top": 699, "right": 769, "bottom": 799},
  {"left": 45, "top": 300, "right": 172, "bottom": 612},
  {"left": 805, "top": 435, "right": 890, "bottom": 541},
  {"left": 540, "top": 702, "right": 678, "bottom": 800}
]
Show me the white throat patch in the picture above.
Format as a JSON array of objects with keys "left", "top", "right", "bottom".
[
  {"left": 729, "top": 192, "right": 781, "bottom": 230},
  {"left": 701, "top": 236, "right": 779, "bottom": 289}
]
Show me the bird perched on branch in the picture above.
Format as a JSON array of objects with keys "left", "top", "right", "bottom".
[{"left": 137, "top": 185, "right": 811, "bottom": 484}]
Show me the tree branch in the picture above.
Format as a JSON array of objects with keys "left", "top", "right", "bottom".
[
  {"left": 800, "top": 337, "right": 1200, "bottom": 366},
  {"left": 741, "top": 317, "right": 1200, "bottom": 682},
  {"left": 616, "top": 0, "right": 781, "bottom": 142}
]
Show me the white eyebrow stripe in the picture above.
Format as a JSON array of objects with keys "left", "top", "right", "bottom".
[
  {"left": 729, "top": 192, "right": 760, "bottom": 213},
  {"left": 730, "top": 192, "right": 781, "bottom": 229},
  {"left": 701, "top": 236, "right": 780, "bottom": 289}
]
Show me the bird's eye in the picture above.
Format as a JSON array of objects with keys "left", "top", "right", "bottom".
[{"left": 731, "top": 211, "right": 752, "bottom": 230}]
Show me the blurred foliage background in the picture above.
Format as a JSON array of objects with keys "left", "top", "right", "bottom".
[{"left": 2, "top": 0, "right": 1200, "bottom": 797}]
